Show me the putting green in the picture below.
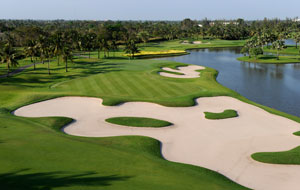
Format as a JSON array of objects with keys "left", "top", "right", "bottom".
[{"left": 106, "top": 117, "right": 172, "bottom": 127}]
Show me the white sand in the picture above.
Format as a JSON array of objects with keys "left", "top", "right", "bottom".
[
  {"left": 159, "top": 65, "right": 205, "bottom": 78},
  {"left": 193, "top": 41, "right": 202, "bottom": 44},
  {"left": 14, "top": 96, "right": 300, "bottom": 190}
]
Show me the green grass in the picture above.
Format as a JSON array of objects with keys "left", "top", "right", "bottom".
[
  {"left": 251, "top": 131, "right": 300, "bottom": 165},
  {"left": 204, "top": 110, "right": 238, "bottom": 120},
  {"left": 293, "top": 131, "right": 300, "bottom": 136},
  {"left": 264, "top": 45, "right": 300, "bottom": 55},
  {"left": 0, "top": 51, "right": 253, "bottom": 189},
  {"left": 105, "top": 117, "right": 172, "bottom": 127},
  {"left": 251, "top": 146, "right": 300, "bottom": 164},
  {"left": 237, "top": 55, "right": 300, "bottom": 64},
  {"left": 1, "top": 39, "right": 300, "bottom": 189}
]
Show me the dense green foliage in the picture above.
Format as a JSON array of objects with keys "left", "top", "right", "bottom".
[
  {"left": 106, "top": 117, "right": 172, "bottom": 127},
  {"left": 204, "top": 110, "right": 238, "bottom": 120}
]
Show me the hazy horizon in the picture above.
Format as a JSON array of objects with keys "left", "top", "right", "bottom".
[{"left": 1, "top": 0, "right": 299, "bottom": 21}]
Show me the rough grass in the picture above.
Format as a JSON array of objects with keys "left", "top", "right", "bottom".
[
  {"left": 105, "top": 117, "right": 172, "bottom": 127},
  {"left": 237, "top": 55, "right": 300, "bottom": 64},
  {"left": 204, "top": 110, "right": 238, "bottom": 120}
]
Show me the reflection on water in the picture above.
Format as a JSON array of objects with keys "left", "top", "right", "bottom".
[{"left": 157, "top": 48, "right": 300, "bottom": 117}]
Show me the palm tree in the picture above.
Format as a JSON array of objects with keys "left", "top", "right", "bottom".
[
  {"left": 272, "top": 40, "right": 285, "bottom": 60},
  {"left": 292, "top": 32, "right": 300, "bottom": 49},
  {"left": 24, "top": 40, "right": 37, "bottom": 70},
  {"left": 110, "top": 40, "right": 118, "bottom": 57},
  {"left": 0, "top": 43, "right": 19, "bottom": 76},
  {"left": 102, "top": 39, "right": 109, "bottom": 58},
  {"left": 124, "top": 40, "right": 140, "bottom": 59},
  {"left": 62, "top": 46, "right": 73, "bottom": 72},
  {"left": 37, "top": 35, "right": 48, "bottom": 65},
  {"left": 53, "top": 31, "right": 63, "bottom": 66},
  {"left": 96, "top": 37, "right": 105, "bottom": 59},
  {"left": 137, "top": 31, "right": 150, "bottom": 43},
  {"left": 37, "top": 35, "right": 53, "bottom": 75},
  {"left": 82, "top": 32, "right": 97, "bottom": 58}
]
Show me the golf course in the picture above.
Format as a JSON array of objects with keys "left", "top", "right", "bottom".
[{"left": 1, "top": 16, "right": 300, "bottom": 190}]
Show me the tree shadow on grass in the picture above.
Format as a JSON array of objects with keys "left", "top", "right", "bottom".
[
  {"left": 0, "top": 61, "right": 124, "bottom": 87},
  {"left": 0, "top": 169, "right": 131, "bottom": 190},
  {"left": 258, "top": 56, "right": 277, "bottom": 60}
]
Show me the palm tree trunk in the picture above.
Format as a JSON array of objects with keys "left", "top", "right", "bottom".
[
  {"left": 7, "top": 63, "right": 10, "bottom": 76},
  {"left": 31, "top": 56, "right": 35, "bottom": 70},
  {"left": 57, "top": 55, "right": 60, "bottom": 66},
  {"left": 65, "top": 58, "right": 68, "bottom": 72},
  {"left": 98, "top": 49, "right": 100, "bottom": 59},
  {"left": 48, "top": 60, "right": 51, "bottom": 75}
]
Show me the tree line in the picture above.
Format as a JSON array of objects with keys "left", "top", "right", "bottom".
[{"left": 1, "top": 18, "right": 300, "bottom": 75}]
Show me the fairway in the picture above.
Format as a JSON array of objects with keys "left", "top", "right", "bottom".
[{"left": 0, "top": 55, "right": 253, "bottom": 190}]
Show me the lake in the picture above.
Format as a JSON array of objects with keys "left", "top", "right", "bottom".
[{"left": 157, "top": 47, "right": 300, "bottom": 117}]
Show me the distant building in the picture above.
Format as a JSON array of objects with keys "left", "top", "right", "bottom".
[
  {"left": 293, "top": 18, "right": 300, "bottom": 22},
  {"left": 209, "top": 21, "right": 238, "bottom": 26}
]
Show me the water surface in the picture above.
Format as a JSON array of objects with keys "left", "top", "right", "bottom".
[{"left": 157, "top": 48, "right": 300, "bottom": 117}]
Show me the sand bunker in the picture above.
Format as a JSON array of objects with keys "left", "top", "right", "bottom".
[
  {"left": 159, "top": 65, "right": 204, "bottom": 78},
  {"left": 14, "top": 96, "right": 300, "bottom": 190}
]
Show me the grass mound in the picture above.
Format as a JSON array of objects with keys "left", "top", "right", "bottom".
[
  {"left": 204, "top": 109, "right": 238, "bottom": 120},
  {"left": 237, "top": 55, "right": 300, "bottom": 64},
  {"left": 106, "top": 117, "right": 172, "bottom": 127},
  {"left": 252, "top": 146, "right": 300, "bottom": 164}
]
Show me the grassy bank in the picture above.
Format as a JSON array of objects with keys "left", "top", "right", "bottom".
[
  {"left": 237, "top": 55, "right": 300, "bottom": 64},
  {"left": 264, "top": 45, "right": 300, "bottom": 55}
]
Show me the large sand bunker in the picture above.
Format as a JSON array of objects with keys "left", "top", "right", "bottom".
[{"left": 14, "top": 96, "right": 300, "bottom": 190}]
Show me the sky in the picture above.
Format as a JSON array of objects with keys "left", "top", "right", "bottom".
[{"left": 0, "top": 0, "right": 299, "bottom": 21}]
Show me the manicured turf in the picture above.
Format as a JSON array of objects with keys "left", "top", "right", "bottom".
[
  {"left": 251, "top": 131, "right": 300, "bottom": 165},
  {"left": 251, "top": 146, "right": 300, "bottom": 164},
  {"left": 204, "top": 110, "right": 238, "bottom": 120},
  {"left": 106, "top": 117, "right": 172, "bottom": 127},
  {"left": 264, "top": 45, "right": 300, "bottom": 55},
  {"left": 237, "top": 55, "right": 300, "bottom": 64},
  {"left": 0, "top": 39, "right": 300, "bottom": 189},
  {"left": 0, "top": 43, "right": 252, "bottom": 189},
  {"left": 293, "top": 131, "right": 300, "bottom": 136}
]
